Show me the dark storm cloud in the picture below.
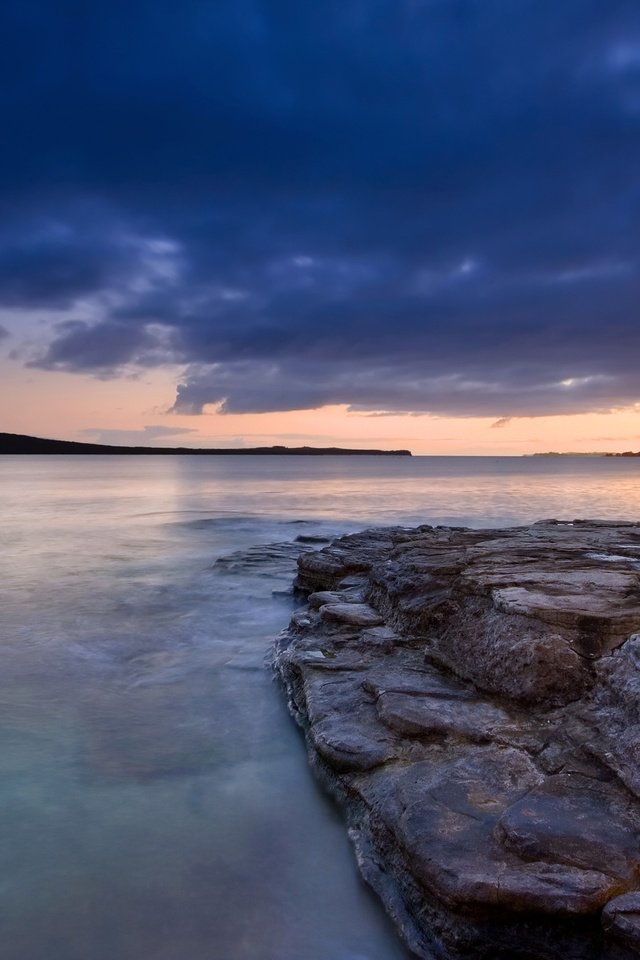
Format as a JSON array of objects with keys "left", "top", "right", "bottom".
[
  {"left": 3, "top": 0, "right": 640, "bottom": 416},
  {"left": 29, "top": 318, "right": 178, "bottom": 374}
]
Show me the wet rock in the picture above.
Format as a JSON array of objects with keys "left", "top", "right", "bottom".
[
  {"left": 375, "top": 689, "right": 512, "bottom": 743},
  {"left": 492, "top": 569, "right": 640, "bottom": 656},
  {"left": 296, "top": 529, "right": 406, "bottom": 591},
  {"left": 308, "top": 586, "right": 366, "bottom": 608},
  {"left": 591, "top": 634, "right": 640, "bottom": 798},
  {"left": 497, "top": 774, "right": 640, "bottom": 883},
  {"left": 429, "top": 599, "right": 589, "bottom": 706},
  {"left": 356, "top": 625, "right": 401, "bottom": 650},
  {"left": 319, "top": 602, "right": 384, "bottom": 627},
  {"left": 274, "top": 520, "right": 640, "bottom": 959},
  {"left": 308, "top": 590, "right": 346, "bottom": 608},
  {"left": 371, "top": 748, "right": 618, "bottom": 916},
  {"left": 214, "top": 539, "right": 315, "bottom": 574},
  {"left": 310, "top": 717, "right": 399, "bottom": 771},
  {"left": 602, "top": 892, "right": 640, "bottom": 953}
]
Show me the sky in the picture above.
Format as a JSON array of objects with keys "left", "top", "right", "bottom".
[{"left": 1, "top": 0, "right": 640, "bottom": 454}]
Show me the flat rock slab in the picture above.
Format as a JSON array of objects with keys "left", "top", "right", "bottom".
[
  {"left": 376, "top": 689, "right": 512, "bottom": 743},
  {"left": 275, "top": 520, "right": 640, "bottom": 959},
  {"left": 309, "top": 588, "right": 366, "bottom": 608},
  {"left": 310, "top": 717, "right": 399, "bottom": 771},
  {"left": 492, "top": 570, "right": 640, "bottom": 655},
  {"left": 319, "top": 602, "right": 384, "bottom": 626},
  {"left": 497, "top": 774, "right": 640, "bottom": 883},
  {"left": 374, "top": 749, "right": 619, "bottom": 916}
]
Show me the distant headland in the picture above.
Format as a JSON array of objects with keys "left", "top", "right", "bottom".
[
  {"left": 527, "top": 451, "right": 640, "bottom": 458},
  {"left": 0, "top": 432, "right": 412, "bottom": 457}
]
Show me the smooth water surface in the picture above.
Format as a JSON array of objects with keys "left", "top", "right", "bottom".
[{"left": 1, "top": 454, "right": 640, "bottom": 960}]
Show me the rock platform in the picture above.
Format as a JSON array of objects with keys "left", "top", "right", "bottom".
[{"left": 274, "top": 520, "right": 640, "bottom": 959}]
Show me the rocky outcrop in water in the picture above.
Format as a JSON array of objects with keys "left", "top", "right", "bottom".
[{"left": 274, "top": 521, "right": 640, "bottom": 959}]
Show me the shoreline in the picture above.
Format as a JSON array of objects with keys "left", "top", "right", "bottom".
[{"left": 274, "top": 520, "right": 640, "bottom": 959}]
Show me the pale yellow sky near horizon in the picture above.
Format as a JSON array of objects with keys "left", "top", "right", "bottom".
[{"left": 2, "top": 360, "right": 640, "bottom": 455}]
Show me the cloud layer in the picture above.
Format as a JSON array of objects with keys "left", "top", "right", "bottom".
[{"left": 3, "top": 0, "right": 640, "bottom": 417}]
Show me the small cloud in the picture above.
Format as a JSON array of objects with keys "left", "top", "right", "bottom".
[
  {"left": 583, "top": 435, "right": 640, "bottom": 443},
  {"left": 607, "top": 41, "right": 640, "bottom": 73},
  {"left": 349, "top": 409, "right": 426, "bottom": 418},
  {"left": 491, "top": 417, "right": 512, "bottom": 428},
  {"left": 458, "top": 257, "right": 478, "bottom": 275},
  {"left": 0, "top": 324, "right": 9, "bottom": 340},
  {"left": 81, "top": 425, "right": 197, "bottom": 445}
]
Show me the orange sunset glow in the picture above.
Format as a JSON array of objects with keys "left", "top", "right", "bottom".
[{"left": 2, "top": 356, "right": 640, "bottom": 455}]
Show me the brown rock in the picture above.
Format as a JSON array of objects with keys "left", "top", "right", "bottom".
[
  {"left": 372, "top": 748, "right": 618, "bottom": 915},
  {"left": 496, "top": 774, "right": 640, "bottom": 883},
  {"left": 376, "top": 690, "right": 510, "bottom": 743},
  {"left": 274, "top": 520, "right": 640, "bottom": 959}
]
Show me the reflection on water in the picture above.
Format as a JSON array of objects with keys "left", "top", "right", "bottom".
[{"left": 1, "top": 454, "right": 639, "bottom": 960}]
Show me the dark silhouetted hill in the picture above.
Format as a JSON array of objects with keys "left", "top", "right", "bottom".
[{"left": 0, "top": 432, "right": 411, "bottom": 456}]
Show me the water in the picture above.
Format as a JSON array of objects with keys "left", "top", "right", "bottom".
[{"left": 1, "top": 454, "right": 640, "bottom": 960}]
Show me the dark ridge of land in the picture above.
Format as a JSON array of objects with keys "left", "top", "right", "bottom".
[
  {"left": 0, "top": 432, "right": 411, "bottom": 456},
  {"left": 528, "top": 451, "right": 640, "bottom": 457},
  {"left": 527, "top": 452, "right": 608, "bottom": 457}
]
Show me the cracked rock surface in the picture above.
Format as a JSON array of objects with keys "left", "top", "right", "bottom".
[{"left": 273, "top": 521, "right": 640, "bottom": 959}]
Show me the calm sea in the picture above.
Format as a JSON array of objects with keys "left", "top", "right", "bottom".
[{"left": 1, "top": 454, "right": 640, "bottom": 960}]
